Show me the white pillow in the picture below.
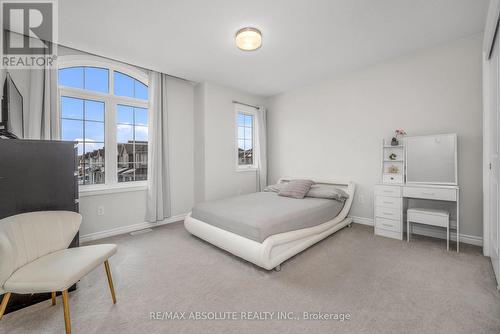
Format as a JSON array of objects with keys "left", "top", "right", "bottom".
[
  {"left": 306, "top": 184, "right": 349, "bottom": 201},
  {"left": 263, "top": 180, "right": 290, "bottom": 193}
]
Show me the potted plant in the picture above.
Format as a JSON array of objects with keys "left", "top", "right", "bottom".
[{"left": 391, "top": 128, "right": 407, "bottom": 146}]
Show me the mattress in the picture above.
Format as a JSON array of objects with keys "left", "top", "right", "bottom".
[{"left": 191, "top": 192, "right": 345, "bottom": 243}]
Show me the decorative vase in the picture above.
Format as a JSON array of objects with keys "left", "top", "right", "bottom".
[{"left": 391, "top": 137, "right": 399, "bottom": 146}]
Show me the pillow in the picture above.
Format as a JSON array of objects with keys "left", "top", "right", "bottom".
[
  {"left": 278, "top": 179, "right": 314, "bottom": 199},
  {"left": 306, "top": 184, "right": 349, "bottom": 201},
  {"left": 263, "top": 180, "right": 289, "bottom": 193}
]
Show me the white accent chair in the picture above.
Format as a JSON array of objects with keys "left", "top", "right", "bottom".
[{"left": 0, "top": 211, "right": 117, "bottom": 334}]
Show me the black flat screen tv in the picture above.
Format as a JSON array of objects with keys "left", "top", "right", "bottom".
[{"left": 1, "top": 73, "right": 23, "bottom": 138}]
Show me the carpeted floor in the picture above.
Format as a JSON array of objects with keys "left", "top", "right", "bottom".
[{"left": 1, "top": 222, "right": 499, "bottom": 334}]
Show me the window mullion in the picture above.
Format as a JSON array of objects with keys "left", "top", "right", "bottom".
[
  {"left": 114, "top": 97, "right": 148, "bottom": 108},
  {"left": 106, "top": 96, "right": 118, "bottom": 186},
  {"left": 108, "top": 70, "right": 116, "bottom": 186},
  {"left": 59, "top": 87, "right": 107, "bottom": 101},
  {"left": 133, "top": 107, "right": 136, "bottom": 181},
  {"left": 82, "top": 100, "right": 86, "bottom": 185}
]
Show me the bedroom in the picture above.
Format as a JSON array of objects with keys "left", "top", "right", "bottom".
[{"left": 0, "top": 0, "right": 498, "bottom": 333}]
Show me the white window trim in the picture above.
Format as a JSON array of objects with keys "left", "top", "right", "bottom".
[
  {"left": 79, "top": 181, "right": 147, "bottom": 197},
  {"left": 57, "top": 55, "right": 149, "bottom": 84},
  {"left": 234, "top": 104, "right": 258, "bottom": 172},
  {"left": 57, "top": 55, "right": 150, "bottom": 192}
]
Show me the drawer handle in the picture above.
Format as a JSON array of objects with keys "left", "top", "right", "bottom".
[
  {"left": 422, "top": 192, "right": 435, "bottom": 196},
  {"left": 382, "top": 212, "right": 393, "bottom": 216},
  {"left": 382, "top": 223, "right": 392, "bottom": 228},
  {"left": 383, "top": 201, "right": 394, "bottom": 204},
  {"left": 382, "top": 190, "right": 393, "bottom": 193}
]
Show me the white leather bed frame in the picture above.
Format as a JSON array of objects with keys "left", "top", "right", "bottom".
[{"left": 184, "top": 178, "right": 355, "bottom": 270}]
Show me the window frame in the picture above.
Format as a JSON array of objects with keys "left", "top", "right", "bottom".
[
  {"left": 234, "top": 104, "right": 258, "bottom": 172},
  {"left": 57, "top": 55, "right": 149, "bottom": 192}
]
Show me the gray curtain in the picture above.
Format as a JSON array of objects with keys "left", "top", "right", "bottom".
[
  {"left": 25, "top": 44, "right": 58, "bottom": 140},
  {"left": 146, "top": 71, "right": 171, "bottom": 222},
  {"left": 256, "top": 106, "right": 267, "bottom": 191}
]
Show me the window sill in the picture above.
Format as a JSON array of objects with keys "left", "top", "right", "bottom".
[
  {"left": 236, "top": 167, "right": 259, "bottom": 173},
  {"left": 79, "top": 182, "right": 148, "bottom": 197}
]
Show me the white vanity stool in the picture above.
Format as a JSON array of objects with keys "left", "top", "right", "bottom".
[{"left": 407, "top": 208, "right": 450, "bottom": 251}]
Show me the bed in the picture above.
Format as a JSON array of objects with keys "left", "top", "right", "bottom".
[{"left": 184, "top": 178, "right": 355, "bottom": 270}]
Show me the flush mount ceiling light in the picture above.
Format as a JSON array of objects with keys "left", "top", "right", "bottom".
[{"left": 235, "top": 27, "right": 262, "bottom": 51}]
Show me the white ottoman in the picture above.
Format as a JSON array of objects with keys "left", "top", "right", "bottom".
[{"left": 407, "top": 208, "right": 450, "bottom": 251}]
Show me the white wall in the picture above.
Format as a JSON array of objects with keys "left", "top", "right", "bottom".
[
  {"left": 194, "top": 82, "right": 265, "bottom": 202},
  {"left": 167, "top": 77, "right": 195, "bottom": 215},
  {"left": 266, "top": 35, "right": 483, "bottom": 238},
  {"left": 79, "top": 189, "right": 147, "bottom": 236},
  {"left": 79, "top": 76, "right": 195, "bottom": 237},
  {"left": 193, "top": 82, "right": 206, "bottom": 204}
]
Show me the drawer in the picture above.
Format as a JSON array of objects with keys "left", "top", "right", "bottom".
[
  {"left": 383, "top": 174, "right": 403, "bottom": 184},
  {"left": 374, "top": 185, "right": 401, "bottom": 198},
  {"left": 375, "top": 196, "right": 401, "bottom": 210},
  {"left": 375, "top": 206, "right": 401, "bottom": 220},
  {"left": 375, "top": 217, "right": 401, "bottom": 233},
  {"left": 403, "top": 186, "right": 457, "bottom": 201}
]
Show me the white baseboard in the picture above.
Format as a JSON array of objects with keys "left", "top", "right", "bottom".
[
  {"left": 409, "top": 225, "right": 483, "bottom": 247},
  {"left": 349, "top": 216, "right": 483, "bottom": 247},
  {"left": 80, "top": 213, "right": 482, "bottom": 247},
  {"left": 349, "top": 216, "right": 374, "bottom": 226},
  {"left": 80, "top": 213, "right": 187, "bottom": 243}
]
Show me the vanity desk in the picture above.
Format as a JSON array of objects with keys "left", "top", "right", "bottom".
[
  {"left": 374, "top": 183, "right": 459, "bottom": 251},
  {"left": 374, "top": 134, "right": 459, "bottom": 251}
]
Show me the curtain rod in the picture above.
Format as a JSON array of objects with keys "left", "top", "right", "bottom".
[{"left": 232, "top": 100, "right": 259, "bottom": 109}]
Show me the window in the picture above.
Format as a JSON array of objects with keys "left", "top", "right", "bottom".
[
  {"left": 59, "top": 67, "right": 109, "bottom": 93},
  {"left": 61, "top": 97, "right": 105, "bottom": 185},
  {"left": 114, "top": 71, "right": 148, "bottom": 99},
  {"left": 117, "top": 105, "right": 148, "bottom": 182},
  {"left": 235, "top": 105, "right": 257, "bottom": 170},
  {"left": 58, "top": 60, "right": 149, "bottom": 187}
]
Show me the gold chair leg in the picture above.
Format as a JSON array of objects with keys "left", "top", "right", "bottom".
[
  {"left": 104, "top": 260, "right": 117, "bottom": 304},
  {"left": 51, "top": 292, "right": 56, "bottom": 306},
  {"left": 0, "top": 292, "right": 11, "bottom": 320},
  {"left": 62, "top": 290, "right": 71, "bottom": 334}
]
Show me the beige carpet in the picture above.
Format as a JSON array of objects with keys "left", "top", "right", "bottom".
[{"left": 1, "top": 222, "right": 499, "bottom": 334}]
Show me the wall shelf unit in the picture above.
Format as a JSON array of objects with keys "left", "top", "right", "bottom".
[{"left": 380, "top": 139, "right": 405, "bottom": 185}]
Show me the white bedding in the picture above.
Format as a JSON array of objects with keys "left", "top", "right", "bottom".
[
  {"left": 184, "top": 179, "right": 356, "bottom": 270},
  {"left": 191, "top": 192, "right": 345, "bottom": 243}
]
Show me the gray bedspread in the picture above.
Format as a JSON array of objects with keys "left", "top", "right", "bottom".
[{"left": 191, "top": 192, "right": 345, "bottom": 243}]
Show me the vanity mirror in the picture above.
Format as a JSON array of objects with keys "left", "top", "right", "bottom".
[{"left": 405, "top": 134, "right": 457, "bottom": 185}]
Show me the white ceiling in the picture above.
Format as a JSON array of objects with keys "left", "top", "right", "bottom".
[{"left": 59, "top": 0, "right": 489, "bottom": 97}]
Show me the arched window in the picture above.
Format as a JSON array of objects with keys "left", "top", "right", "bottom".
[{"left": 58, "top": 57, "right": 149, "bottom": 187}]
